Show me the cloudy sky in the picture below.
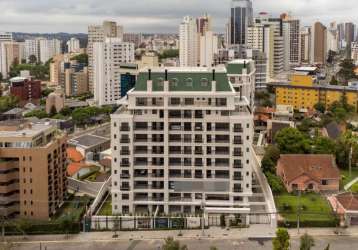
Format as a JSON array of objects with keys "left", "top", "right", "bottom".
[{"left": 0, "top": 0, "right": 357, "bottom": 33}]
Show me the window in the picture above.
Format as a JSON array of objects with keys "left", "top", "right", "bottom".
[
  {"left": 185, "top": 78, "right": 193, "bottom": 86},
  {"left": 170, "top": 78, "right": 178, "bottom": 86},
  {"left": 201, "top": 78, "right": 209, "bottom": 86},
  {"left": 321, "top": 180, "right": 328, "bottom": 185}
]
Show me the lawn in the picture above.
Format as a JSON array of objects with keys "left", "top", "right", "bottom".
[
  {"left": 97, "top": 196, "right": 112, "bottom": 216},
  {"left": 340, "top": 168, "right": 358, "bottom": 187},
  {"left": 275, "top": 193, "right": 336, "bottom": 227},
  {"left": 53, "top": 195, "right": 92, "bottom": 222}
]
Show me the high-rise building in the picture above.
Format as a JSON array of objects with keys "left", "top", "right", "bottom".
[
  {"left": 300, "top": 27, "right": 311, "bottom": 64},
  {"left": 0, "top": 32, "right": 12, "bottom": 43},
  {"left": 0, "top": 42, "right": 24, "bottom": 78},
  {"left": 66, "top": 38, "right": 81, "bottom": 53},
  {"left": 88, "top": 21, "right": 124, "bottom": 93},
  {"left": 123, "top": 33, "right": 143, "bottom": 48},
  {"left": 310, "top": 22, "right": 327, "bottom": 65},
  {"left": 345, "top": 22, "right": 355, "bottom": 47},
  {"left": 111, "top": 67, "right": 254, "bottom": 221},
  {"left": 93, "top": 37, "right": 135, "bottom": 106},
  {"left": 197, "top": 13, "right": 212, "bottom": 36},
  {"left": 24, "top": 39, "right": 40, "bottom": 63},
  {"left": 337, "top": 23, "right": 345, "bottom": 49},
  {"left": 200, "top": 31, "right": 218, "bottom": 67},
  {"left": 246, "top": 49, "right": 268, "bottom": 89},
  {"left": 254, "top": 13, "right": 284, "bottom": 77},
  {"left": 327, "top": 23, "right": 339, "bottom": 53},
  {"left": 229, "top": 0, "right": 253, "bottom": 46},
  {"left": 281, "top": 13, "right": 300, "bottom": 68},
  {"left": 179, "top": 16, "right": 199, "bottom": 67},
  {"left": 64, "top": 66, "right": 89, "bottom": 97},
  {"left": 39, "top": 39, "right": 62, "bottom": 64},
  {"left": 351, "top": 42, "right": 358, "bottom": 63},
  {"left": 0, "top": 120, "right": 67, "bottom": 219}
]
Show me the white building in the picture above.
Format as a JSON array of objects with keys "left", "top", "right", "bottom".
[
  {"left": 24, "top": 39, "right": 40, "bottom": 62},
  {"left": 351, "top": 42, "right": 358, "bottom": 64},
  {"left": 111, "top": 66, "right": 254, "bottom": 222},
  {"left": 281, "top": 15, "right": 300, "bottom": 69},
  {"left": 327, "top": 27, "right": 338, "bottom": 53},
  {"left": 300, "top": 27, "right": 311, "bottom": 64},
  {"left": 227, "top": 59, "right": 256, "bottom": 108},
  {"left": 200, "top": 31, "right": 218, "bottom": 67},
  {"left": 93, "top": 37, "right": 134, "bottom": 106},
  {"left": 179, "top": 16, "right": 199, "bottom": 67},
  {"left": 39, "top": 39, "right": 62, "bottom": 64},
  {"left": 67, "top": 38, "right": 81, "bottom": 53},
  {"left": 88, "top": 21, "right": 124, "bottom": 93}
]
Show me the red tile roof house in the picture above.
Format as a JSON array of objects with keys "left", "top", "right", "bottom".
[
  {"left": 328, "top": 192, "right": 358, "bottom": 226},
  {"left": 276, "top": 154, "right": 340, "bottom": 193}
]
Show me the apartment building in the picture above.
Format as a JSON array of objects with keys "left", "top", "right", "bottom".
[
  {"left": 0, "top": 41, "right": 24, "bottom": 78},
  {"left": 0, "top": 120, "right": 67, "bottom": 219},
  {"left": 311, "top": 22, "right": 327, "bottom": 65},
  {"left": 39, "top": 39, "right": 62, "bottom": 64},
  {"left": 111, "top": 67, "right": 254, "bottom": 223},
  {"left": 179, "top": 16, "right": 199, "bottom": 67},
  {"left": 93, "top": 37, "right": 135, "bottom": 106},
  {"left": 271, "top": 74, "right": 358, "bottom": 111},
  {"left": 9, "top": 77, "right": 41, "bottom": 105},
  {"left": 88, "top": 21, "right": 124, "bottom": 93},
  {"left": 67, "top": 38, "right": 81, "bottom": 53}
]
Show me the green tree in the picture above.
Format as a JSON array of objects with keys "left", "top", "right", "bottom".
[
  {"left": 314, "top": 102, "right": 326, "bottom": 113},
  {"left": 24, "top": 109, "right": 49, "bottom": 119},
  {"left": 336, "top": 131, "right": 358, "bottom": 169},
  {"left": 0, "top": 95, "right": 19, "bottom": 113},
  {"left": 162, "top": 237, "right": 188, "bottom": 250},
  {"left": 59, "top": 106, "right": 73, "bottom": 116},
  {"left": 312, "top": 137, "right": 336, "bottom": 154},
  {"left": 266, "top": 172, "right": 285, "bottom": 194},
  {"left": 338, "top": 59, "right": 357, "bottom": 83},
  {"left": 71, "top": 53, "right": 88, "bottom": 65},
  {"left": 275, "top": 128, "right": 311, "bottom": 154},
  {"left": 273, "top": 228, "right": 290, "bottom": 250},
  {"left": 159, "top": 49, "right": 179, "bottom": 60},
  {"left": 28, "top": 55, "right": 37, "bottom": 64},
  {"left": 300, "top": 233, "right": 315, "bottom": 250},
  {"left": 330, "top": 76, "right": 338, "bottom": 85},
  {"left": 49, "top": 105, "right": 57, "bottom": 117}
]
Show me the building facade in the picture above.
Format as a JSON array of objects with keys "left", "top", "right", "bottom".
[
  {"left": 0, "top": 120, "right": 67, "bottom": 219},
  {"left": 111, "top": 67, "right": 254, "bottom": 220},
  {"left": 39, "top": 39, "right": 62, "bottom": 64},
  {"left": 311, "top": 22, "right": 327, "bottom": 65},
  {"left": 93, "top": 37, "right": 135, "bottom": 106},
  {"left": 179, "top": 16, "right": 199, "bottom": 67},
  {"left": 88, "top": 21, "right": 124, "bottom": 93},
  {"left": 67, "top": 38, "right": 81, "bottom": 53},
  {"left": 9, "top": 77, "right": 41, "bottom": 104},
  {"left": 229, "top": 0, "right": 253, "bottom": 46}
]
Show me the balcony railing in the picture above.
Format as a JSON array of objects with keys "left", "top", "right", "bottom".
[
  {"left": 233, "top": 151, "right": 243, "bottom": 157},
  {"left": 120, "top": 150, "right": 130, "bottom": 155},
  {"left": 233, "top": 127, "right": 243, "bottom": 133},
  {"left": 233, "top": 176, "right": 243, "bottom": 181}
]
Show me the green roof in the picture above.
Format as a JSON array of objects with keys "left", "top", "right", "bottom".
[
  {"left": 134, "top": 71, "right": 232, "bottom": 92},
  {"left": 226, "top": 61, "right": 252, "bottom": 75}
]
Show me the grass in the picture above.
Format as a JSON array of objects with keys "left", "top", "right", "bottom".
[
  {"left": 97, "top": 196, "right": 112, "bottom": 216},
  {"left": 350, "top": 183, "right": 358, "bottom": 193},
  {"left": 275, "top": 193, "right": 335, "bottom": 223},
  {"left": 53, "top": 195, "right": 92, "bottom": 222},
  {"left": 340, "top": 168, "right": 358, "bottom": 187}
]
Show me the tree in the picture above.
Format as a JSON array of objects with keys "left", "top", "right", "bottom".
[
  {"left": 312, "top": 137, "right": 336, "bottom": 154},
  {"left": 71, "top": 53, "right": 88, "bottom": 65},
  {"left": 336, "top": 131, "right": 358, "bottom": 169},
  {"left": 0, "top": 72, "right": 3, "bottom": 82},
  {"left": 0, "top": 95, "right": 19, "bottom": 113},
  {"left": 314, "top": 102, "right": 326, "bottom": 113},
  {"left": 162, "top": 237, "right": 188, "bottom": 250},
  {"left": 159, "top": 49, "right": 179, "bottom": 60},
  {"left": 273, "top": 228, "right": 290, "bottom": 250},
  {"left": 330, "top": 76, "right": 338, "bottom": 85},
  {"left": 338, "top": 59, "right": 357, "bottom": 83},
  {"left": 275, "top": 128, "right": 311, "bottom": 154},
  {"left": 24, "top": 109, "right": 49, "bottom": 119},
  {"left": 324, "top": 244, "right": 330, "bottom": 250},
  {"left": 300, "top": 233, "right": 315, "bottom": 250},
  {"left": 266, "top": 172, "right": 285, "bottom": 194},
  {"left": 28, "top": 55, "right": 37, "bottom": 64},
  {"left": 59, "top": 106, "right": 73, "bottom": 116}
]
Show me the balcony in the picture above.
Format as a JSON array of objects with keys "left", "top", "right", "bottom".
[
  {"left": 169, "top": 150, "right": 182, "bottom": 154},
  {"left": 120, "top": 150, "right": 130, "bottom": 155},
  {"left": 233, "top": 127, "right": 243, "bottom": 133},
  {"left": 120, "top": 127, "right": 130, "bottom": 131},
  {"left": 195, "top": 150, "right": 203, "bottom": 155},
  {"left": 120, "top": 138, "right": 130, "bottom": 143},
  {"left": 120, "top": 162, "right": 130, "bottom": 167},
  {"left": 233, "top": 151, "right": 243, "bottom": 157},
  {"left": 215, "top": 150, "right": 230, "bottom": 155},
  {"left": 194, "top": 139, "right": 203, "bottom": 143},
  {"left": 120, "top": 186, "right": 131, "bottom": 191},
  {"left": 134, "top": 149, "right": 148, "bottom": 154},
  {"left": 233, "top": 176, "right": 243, "bottom": 181},
  {"left": 234, "top": 139, "right": 243, "bottom": 145},
  {"left": 134, "top": 184, "right": 149, "bottom": 189},
  {"left": 233, "top": 163, "right": 243, "bottom": 169},
  {"left": 134, "top": 161, "right": 148, "bottom": 166},
  {"left": 120, "top": 173, "right": 130, "bottom": 179},
  {"left": 194, "top": 173, "right": 203, "bottom": 178},
  {"left": 233, "top": 188, "right": 243, "bottom": 193}
]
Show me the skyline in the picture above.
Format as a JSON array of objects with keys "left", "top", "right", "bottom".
[{"left": 0, "top": 0, "right": 358, "bottom": 34}]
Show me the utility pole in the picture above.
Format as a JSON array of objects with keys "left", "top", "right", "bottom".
[{"left": 297, "top": 190, "right": 301, "bottom": 235}]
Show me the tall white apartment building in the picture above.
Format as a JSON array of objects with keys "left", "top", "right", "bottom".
[
  {"left": 351, "top": 42, "right": 358, "bottom": 63},
  {"left": 88, "top": 21, "right": 124, "bottom": 93},
  {"left": 327, "top": 24, "right": 339, "bottom": 53},
  {"left": 179, "top": 16, "right": 199, "bottom": 67},
  {"left": 0, "top": 32, "right": 12, "bottom": 43},
  {"left": 93, "top": 37, "right": 134, "bottom": 106},
  {"left": 281, "top": 14, "right": 300, "bottom": 68},
  {"left": 67, "top": 38, "right": 81, "bottom": 53},
  {"left": 111, "top": 67, "right": 254, "bottom": 223},
  {"left": 248, "top": 23, "right": 274, "bottom": 79},
  {"left": 39, "top": 39, "right": 62, "bottom": 64},
  {"left": 24, "top": 39, "right": 40, "bottom": 62},
  {"left": 200, "top": 31, "right": 218, "bottom": 67},
  {"left": 0, "top": 32, "right": 13, "bottom": 78},
  {"left": 300, "top": 27, "right": 311, "bottom": 64}
]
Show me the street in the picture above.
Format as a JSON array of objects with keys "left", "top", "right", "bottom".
[{"left": 7, "top": 236, "right": 358, "bottom": 250}]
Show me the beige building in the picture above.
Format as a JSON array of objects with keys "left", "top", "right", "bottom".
[
  {"left": 311, "top": 22, "right": 327, "bottom": 65},
  {"left": 138, "top": 53, "right": 159, "bottom": 69},
  {"left": 0, "top": 120, "right": 67, "bottom": 219},
  {"left": 49, "top": 54, "right": 65, "bottom": 86},
  {"left": 46, "top": 89, "right": 65, "bottom": 114},
  {"left": 64, "top": 67, "right": 88, "bottom": 97},
  {"left": 0, "top": 42, "right": 24, "bottom": 78}
]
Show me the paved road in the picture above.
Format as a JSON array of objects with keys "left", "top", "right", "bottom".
[{"left": 8, "top": 236, "right": 357, "bottom": 250}]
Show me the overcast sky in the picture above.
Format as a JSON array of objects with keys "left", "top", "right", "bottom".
[{"left": 0, "top": 0, "right": 357, "bottom": 34}]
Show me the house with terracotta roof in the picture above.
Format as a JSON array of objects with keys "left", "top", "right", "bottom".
[
  {"left": 328, "top": 192, "right": 358, "bottom": 226},
  {"left": 276, "top": 154, "right": 340, "bottom": 193}
]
